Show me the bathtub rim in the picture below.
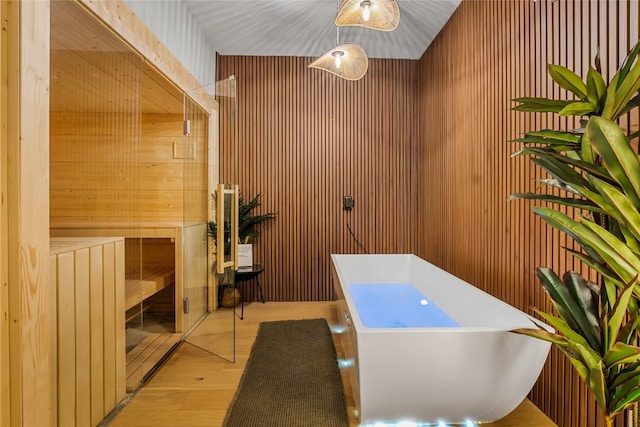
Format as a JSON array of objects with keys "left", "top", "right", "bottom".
[{"left": 331, "top": 253, "right": 553, "bottom": 334}]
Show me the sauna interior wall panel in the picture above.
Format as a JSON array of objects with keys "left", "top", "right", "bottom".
[
  {"left": 49, "top": 112, "right": 209, "bottom": 224},
  {"left": 417, "top": 1, "right": 636, "bottom": 426},
  {"left": 217, "top": 56, "right": 419, "bottom": 302}
]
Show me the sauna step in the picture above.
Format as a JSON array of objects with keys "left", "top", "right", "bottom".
[{"left": 126, "top": 332, "right": 181, "bottom": 392}]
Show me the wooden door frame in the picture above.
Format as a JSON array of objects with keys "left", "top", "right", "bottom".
[{"left": 6, "top": 1, "right": 52, "bottom": 425}]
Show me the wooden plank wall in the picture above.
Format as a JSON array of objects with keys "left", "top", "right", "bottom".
[
  {"left": 50, "top": 237, "right": 126, "bottom": 427},
  {"left": 417, "top": 1, "right": 638, "bottom": 426},
  {"left": 0, "top": 0, "right": 8, "bottom": 424},
  {"left": 217, "top": 56, "right": 419, "bottom": 301},
  {"left": 50, "top": 113, "right": 206, "bottom": 223},
  {"left": 6, "top": 1, "right": 51, "bottom": 425}
]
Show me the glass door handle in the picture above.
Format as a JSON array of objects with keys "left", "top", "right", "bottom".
[
  {"left": 216, "top": 183, "right": 239, "bottom": 274},
  {"left": 231, "top": 184, "right": 239, "bottom": 270}
]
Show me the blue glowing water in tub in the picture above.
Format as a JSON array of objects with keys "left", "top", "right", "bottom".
[{"left": 348, "top": 283, "right": 459, "bottom": 328}]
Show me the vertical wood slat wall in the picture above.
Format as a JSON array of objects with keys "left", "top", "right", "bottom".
[
  {"left": 218, "top": 1, "right": 637, "bottom": 423},
  {"left": 217, "top": 56, "right": 419, "bottom": 301},
  {"left": 0, "top": 0, "right": 8, "bottom": 424},
  {"left": 418, "top": 1, "right": 639, "bottom": 426},
  {"left": 49, "top": 237, "right": 126, "bottom": 427}
]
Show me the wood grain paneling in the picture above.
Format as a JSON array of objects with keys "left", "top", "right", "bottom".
[
  {"left": 0, "top": 0, "right": 8, "bottom": 424},
  {"left": 417, "top": 1, "right": 637, "bottom": 426},
  {"left": 50, "top": 113, "right": 208, "bottom": 223},
  {"left": 6, "top": 1, "right": 52, "bottom": 425},
  {"left": 49, "top": 237, "right": 126, "bottom": 427},
  {"left": 219, "top": 1, "right": 638, "bottom": 425},
  {"left": 217, "top": 56, "right": 419, "bottom": 302}
]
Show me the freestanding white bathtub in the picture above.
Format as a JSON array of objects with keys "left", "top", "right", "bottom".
[{"left": 331, "top": 254, "right": 551, "bottom": 426}]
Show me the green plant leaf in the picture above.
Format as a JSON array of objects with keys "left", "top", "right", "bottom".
[
  {"left": 564, "top": 248, "right": 622, "bottom": 288},
  {"left": 536, "top": 179, "right": 584, "bottom": 196},
  {"left": 628, "top": 129, "right": 640, "bottom": 142},
  {"left": 577, "top": 182, "right": 626, "bottom": 225},
  {"left": 514, "top": 147, "right": 613, "bottom": 184},
  {"left": 581, "top": 118, "right": 596, "bottom": 164},
  {"left": 534, "top": 268, "right": 600, "bottom": 350},
  {"left": 526, "top": 129, "right": 583, "bottom": 143},
  {"left": 534, "top": 207, "right": 605, "bottom": 264},
  {"left": 587, "top": 117, "right": 640, "bottom": 208},
  {"left": 610, "top": 383, "right": 640, "bottom": 415},
  {"left": 610, "top": 360, "right": 640, "bottom": 389},
  {"left": 602, "top": 74, "right": 620, "bottom": 120},
  {"left": 587, "top": 364, "right": 608, "bottom": 413},
  {"left": 586, "top": 66, "right": 607, "bottom": 107},
  {"left": 607, "top": 279, "right": 638, "bottom": 350},
  {"left": 557, "top": 345, "right": 591, "bottom": 388},
  {"left": 563, "top": 271, "right": 601, "bottom": 346},
  {"left": 562, "top": 247, "right": 604, "bottom": 271},
  {"left": 620, "top": 94, "right": 640, "bottom": 116},
  {"left": 548, "top": 64, "right": 588, "bottom": 99},
  {"left": 559, "top": 101, "right": 597, "bottom": 117},
  {"left": 616, "top": 40, "right": 640, "bottom": 90},
  {"left": 236, "top": 193, "right": 277, "bottom": 243},
  {"left": 620, "top": 227, "right": 640, "bottom": 255},
  {"left": 535, "top": 309, "right": 596, "bottom": 351},
  {"left": 512, "top": 97, "right": 575, "bottom": 113},
  {"left": 511, "top": 326, "right": 569, "bottom": 347},
  {"left": 610, "top": 374, "right": 640, "bottom": 414},
  {"left": 616, "top": 315, "right": 638, "bottom": 346},
  {"left": 592, "top": 178, "right": 640, "bottom": 242},
  {"left": 507, "top": 192, "right": 603, "bottom": 213},
  {"left": 604, "top": 342, "right": 640, "bottom": 368},
  {"left": 610, "top": 43, "right": 640, "bottom": 119},
  {"left": 531, "top": 157, "right": 593, "bottom": 191},
  {"left": 581, "top": 219, "right": 640, "bottom": 283}
]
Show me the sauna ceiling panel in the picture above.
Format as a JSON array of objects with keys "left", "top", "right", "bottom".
[
  {"left": 182, "top": 0, "right": 461, "bottom": 59},
  {"left": 51, "top": 1, "right": 183, "bottom": 114}
]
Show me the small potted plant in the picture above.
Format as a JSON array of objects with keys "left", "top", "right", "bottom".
[{"left": 208, "top": 192, "right": 277, "bottom": 307}]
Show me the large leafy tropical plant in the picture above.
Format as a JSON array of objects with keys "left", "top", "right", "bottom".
[{"left": 510, "top": 41, "right": 640, "bottom": 427}]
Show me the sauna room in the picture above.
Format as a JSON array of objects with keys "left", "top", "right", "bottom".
[
  {"left": 48, "top": 0, "right": 214, "bottom": 416},
  {"left": 2, "top": 1, "right": 640, "bottom": 427}
]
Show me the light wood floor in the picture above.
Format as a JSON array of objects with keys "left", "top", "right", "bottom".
[{"left": 109, "top": 301, "right": 557, "bottom": 426}]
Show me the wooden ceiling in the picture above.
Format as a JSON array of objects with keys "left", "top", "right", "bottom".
[{"left": 50, "top": 1, "right": 184, "bottom": 115}]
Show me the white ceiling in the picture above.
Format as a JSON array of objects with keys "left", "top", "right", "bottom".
[{"left": 182, "top": 0, "right": 461, "bottom": 60}]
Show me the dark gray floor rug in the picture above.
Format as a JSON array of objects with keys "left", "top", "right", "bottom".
[{"left": 223, "top": 318, "right": 349, "bottom": 427}]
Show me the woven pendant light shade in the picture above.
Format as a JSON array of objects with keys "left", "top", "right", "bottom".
[
  {"left": 308, "top": 43, "right": 368, "bottom": 81},
  {"left": 335, "top": 0, "right": 400, "bottom": 31}
]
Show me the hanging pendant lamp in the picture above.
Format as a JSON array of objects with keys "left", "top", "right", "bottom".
[
  {"left": 308, "top": 27, "right": 368, "bottom": 81},
  {"left": 335, "top": 0, "right": 400, "bottom": 31}
]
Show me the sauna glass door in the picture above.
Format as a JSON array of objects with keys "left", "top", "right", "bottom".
[
  {"left": 183, "top": 75, "right": 238, "bottom": 362},
  {"left": 181, "top": 95, "right": 210, "bottom": 334}
]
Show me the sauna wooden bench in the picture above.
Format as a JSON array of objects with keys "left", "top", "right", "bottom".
[
  {"left": 51, "top": 222, "right": 185, "bottom": 333},
  {"left": 125, "top": 266, "right": 175, "bottom": 311}
]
